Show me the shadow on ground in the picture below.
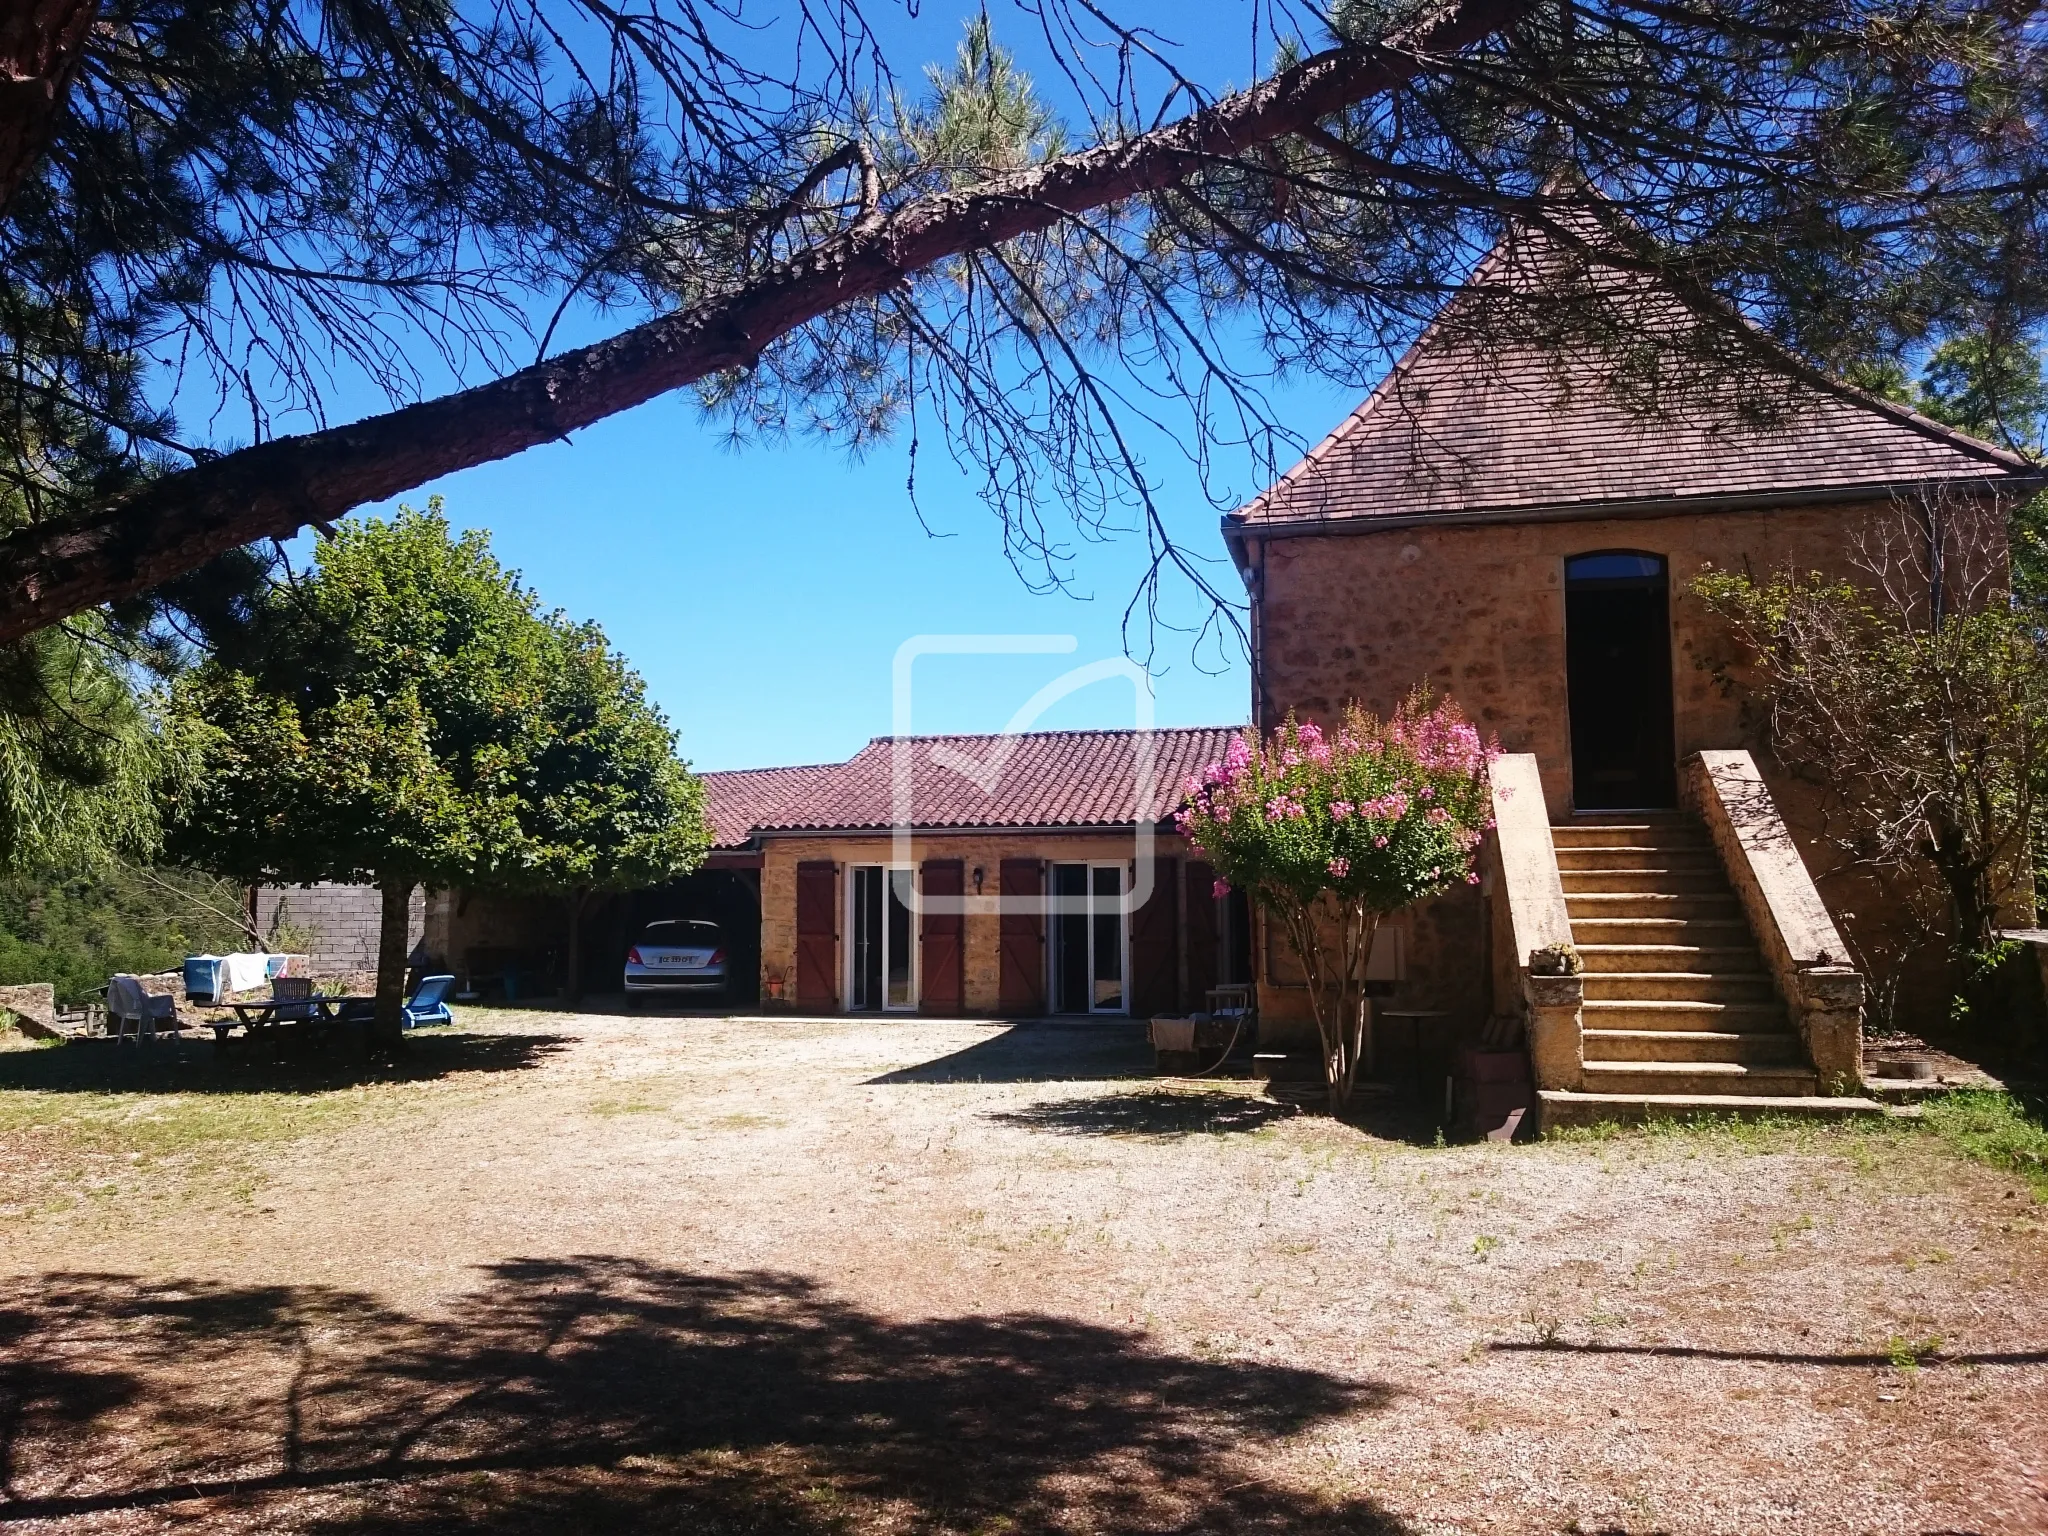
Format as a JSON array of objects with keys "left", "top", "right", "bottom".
[
  {"left": 989, "top": 1088, "right": 1297, "bottom": 1138},
  {"left": 0, "top": 1027, "right": 568, "bottom": 1096},
  {"left": 867, "top": 1022, "right": 1157, "bottom": 1085},
  {"left": 0, "top": 1260, "right": 1412, "bottom": 1533}
]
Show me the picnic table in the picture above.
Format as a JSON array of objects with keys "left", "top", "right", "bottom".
[{"left": 211, "top": 994, "right": 368, "bottom": 1051}]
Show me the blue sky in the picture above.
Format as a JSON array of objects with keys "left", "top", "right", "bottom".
[
  {"left": 301, "top": 2, "right": 1377, "bottom": 773},
  {"left": 353, "top": 370, "right": 1357, "bottom": 773}
]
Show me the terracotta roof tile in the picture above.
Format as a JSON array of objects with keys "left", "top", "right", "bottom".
[
  {"left": 699, "top": 762, "right": 844, "bottom": 849},
  {"left": 1232, "top": 233, "right": 2035, "bottom": 532},
  {"left": 707, "top": 727, "right": 1243, "bottom": 841}
]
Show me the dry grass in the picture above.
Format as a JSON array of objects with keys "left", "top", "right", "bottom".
[{"left": 0, "top": 1010, "right": 2043, "bottom": 1534}]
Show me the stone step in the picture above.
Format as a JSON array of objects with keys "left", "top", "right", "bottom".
[
  {"left": 1569, "top": 917, "right": 1753, "bottom": 946},
  {"left": 1538, "top": 1089, "right": 1888, "bottom": 1129},
  {"left": 1582, "top": 1028, "right": 1803, "bottom": 1063},
  {"left": 1581, "top": 1060, "right": 1820, "bottom": 1095},
  {"left": 1576, "top": 944, "right": 1764, "bottom": 974},
  {"left": 1582, "top": 998, "right": 1789, "bottom": 1031},
  {"left": 1560, "top": 867, "right": 1732, "bottom": 895},
  {"left": 1555, "top": 844, "right": 1723, "bottom": 872},
  {"left": 1550, "top": 821, "right": 1708, "bottom": 849},
  {"left": 1567, "top": 891, "right": 1742, "bottom": 919},
  {"left": 1581, "top": 970, "right": 1777, "bottom": 1003}
]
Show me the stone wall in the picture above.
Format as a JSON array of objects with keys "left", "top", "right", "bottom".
[
  {"left": 254, "top": 883, "right": 425, "bottom": 973},
  {"left": 758, "top": 829, "right": 1198, "bottom": 1016},
  {"left": 1245, "top": 496, "right": 2005, "bottom": 1033}
]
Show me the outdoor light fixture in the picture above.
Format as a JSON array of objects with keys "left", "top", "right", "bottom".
[{"left": 972, "top": 866, "right": 985, "bottom": 894}]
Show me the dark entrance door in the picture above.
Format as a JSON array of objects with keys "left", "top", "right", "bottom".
[{"left": 1565, "top": 551, "right": 1677, "bottom": 810}]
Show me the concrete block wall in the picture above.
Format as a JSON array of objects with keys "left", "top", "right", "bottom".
[{"left": 254, "top": 883, "right": 425, "bottom": 973}]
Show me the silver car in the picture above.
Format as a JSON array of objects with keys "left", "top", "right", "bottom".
[{"left": 624, "top": 918, "right": 727, "bottom": 1005}]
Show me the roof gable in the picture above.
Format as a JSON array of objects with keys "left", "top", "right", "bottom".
[{"left": 1232, "top": 230, "right": 2034, "bottom": 534}]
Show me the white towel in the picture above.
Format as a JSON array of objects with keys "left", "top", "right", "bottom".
[
  {"left": 218, "top": 952, "right": 271, "bottom": 995},
  {"left": 1150, "top": 1017, "right": 1198, "bottom": 1052}
]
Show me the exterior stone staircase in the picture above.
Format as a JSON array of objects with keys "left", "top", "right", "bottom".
[{"left": 1547, "top": 814, "right": 1883, "bottom": 1120}]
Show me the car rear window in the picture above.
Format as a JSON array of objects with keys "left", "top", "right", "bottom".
[{"left": 641, "top": 920, "right": 720, "bottom": 944}]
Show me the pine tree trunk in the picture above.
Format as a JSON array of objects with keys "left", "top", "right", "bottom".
[
  {"left": 372, "top": 879, "right": 414, "bottom": 1047},
  {"left": 0, "top": 0, "right": 97, "bottom": 218}
]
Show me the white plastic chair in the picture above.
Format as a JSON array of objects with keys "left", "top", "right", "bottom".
[{"left": 107, "top": 974, "right": 177, "bottom": 1042}]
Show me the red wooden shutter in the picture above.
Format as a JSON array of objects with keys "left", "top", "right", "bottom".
[
  {"left": 1129, "top": 856, "right": 1179, "bottom": 1017},
  {"left": 998, "top": 859, "right": 1045, "bottom": 1015},
  {"left": 794, "top": 861, "right": 837, "bottom": 1008},
  {"left": 1184, "top": 860, "right": 1218, "bottom": 1003},
  {"left": 919, "top": 859, "right": 965, "bottom": 1013}
]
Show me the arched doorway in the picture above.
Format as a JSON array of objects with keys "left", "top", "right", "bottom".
[{"left": 1565, "top": 550, "right": 1677, "bottom": 810}]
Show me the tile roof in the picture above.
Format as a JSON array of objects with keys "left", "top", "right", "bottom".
[
  {"left": 699, "top": 762, "right": 845, "bottom": 849},
  {"left": 1231, "top": 230, "right": 2036, "bottom": 534},
  {"left": 703, "top": 727, "right": 1245, "bottom": 842}
]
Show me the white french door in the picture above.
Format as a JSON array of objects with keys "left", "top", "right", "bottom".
[
  {"left": 1050, "top": 862, "right": 1127, "bottom": 1015},
  {"left": 849, "top": 865, "right": 917, "bottom": 1011}
]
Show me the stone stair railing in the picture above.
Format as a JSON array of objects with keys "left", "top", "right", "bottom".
[
  {"left": 1484, "top": 753, "right": 1584, "bottom": 1091},
  {"left": 1680, "top": 750, "right": 1865, "bottom": 1091}
]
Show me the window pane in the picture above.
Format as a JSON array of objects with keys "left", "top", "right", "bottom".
[
  {"left": 853, "top": 867, "right": 882, "bottom": 1010},
  {"left": 886, "top": 868, "right": 914, "bottom": 1008},
  {"left": 1566, "top": 552, "right": 1665, "bottom": 583},
  {"left": 1091, "top": 866, "right": 1123, "bottom": 1011},
  {"left": 1053, "top": 863, "right": 1089, "bottom": 1013}
]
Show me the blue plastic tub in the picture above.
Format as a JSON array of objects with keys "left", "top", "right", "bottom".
[{"left": 183, "top": 955, "right": 224, "bottom": 1003}]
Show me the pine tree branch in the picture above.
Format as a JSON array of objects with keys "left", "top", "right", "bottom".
[{"left": 0, "top": 0, "right": 1532, "bottom": 644}]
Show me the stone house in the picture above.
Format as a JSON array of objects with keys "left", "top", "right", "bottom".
[
  {"left": 1224, "top": 232, "right": 2041, "bottom": 1118},
  {"left": 711, "top": 729, "right": 1252, "bottom": 1016}
]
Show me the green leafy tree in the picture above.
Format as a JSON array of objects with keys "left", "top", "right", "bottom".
[
  {"left": 1175, "top": 695, "right": 1496, "bottom": 1110},
  {"left": 500, "top": 621, "right": 709, "bottom": 999},
  {"left": 170, "top": 501, "right": 704, "bottom": 1039},
  {"left": 0, "top": 620, "right": 198, "bottom": 875},
  {"left": 0, "top": 865, "right": 253, "bottom": 1007}
]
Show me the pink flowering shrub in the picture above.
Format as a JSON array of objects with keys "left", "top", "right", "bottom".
[{"left": 1174, "top": 691, "right": 1497, "bottom": 1109}]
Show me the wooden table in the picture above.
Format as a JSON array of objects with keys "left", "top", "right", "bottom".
[{"left": 212, "top": 995, "right": 367, "bottom": 1051}]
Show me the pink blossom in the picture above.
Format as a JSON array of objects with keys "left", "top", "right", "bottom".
[
  {"left": 1212, "top": 878, "right": 1231, "bottom": 899},
  {"left": 1327, "top": 856, "right": 1351, "bottom": 878},
  {"left": 1419, "top": 784, "right": 1434, "bottom": 800},
  {"left": 1427, "top": 807, "right": 1450, "bottom": 826},
  {"left": 1373, "top": 835, "right": 1388, "bottom": 848},
  {"left": 1331, "top": 800, "right": 1354, "bottom": 820},
  {"left": 1465, "top": 871, "right": 1481, "bottom": 884}
]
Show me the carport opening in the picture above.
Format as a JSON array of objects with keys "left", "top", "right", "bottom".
[{"left": 582, "top": 870, "right": 761, "bottom": 1005}]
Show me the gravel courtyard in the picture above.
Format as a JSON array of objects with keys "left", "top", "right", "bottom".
[{"left": 0, "top": 1009, "right": 2042, "bottom": 1535}]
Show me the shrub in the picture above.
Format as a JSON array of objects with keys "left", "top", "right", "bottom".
[{"left": 1176, "top": 691, "right": 1495, "bottom": 1110}]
